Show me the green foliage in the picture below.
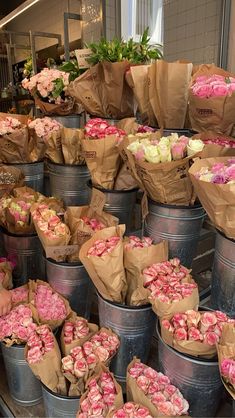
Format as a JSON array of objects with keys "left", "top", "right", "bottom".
[
  {"left": 87, "top": 27, "right": 163, "bottom": 65},
  {"left": 59, "top": 60, "right": 85, "bottom": 82},
  {"left": 52, "top": 78, "right": 65, "bottom": 98}
]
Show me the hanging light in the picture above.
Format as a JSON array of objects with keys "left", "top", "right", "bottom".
[{"left": 0, "top": 0, "right": 40, "bottom": 29}]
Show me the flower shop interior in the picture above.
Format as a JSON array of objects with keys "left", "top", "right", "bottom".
[{"left": 0, "top": 0, "right": 235, "bottom": 417}]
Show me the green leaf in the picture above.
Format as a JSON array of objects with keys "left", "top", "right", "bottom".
[{"left": 52, "top": 78, "right": 65, "bottom": 98}]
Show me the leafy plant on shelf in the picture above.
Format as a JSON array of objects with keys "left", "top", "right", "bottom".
[{"left": 87, "top": 27, "right": 163, "bottom": 65}]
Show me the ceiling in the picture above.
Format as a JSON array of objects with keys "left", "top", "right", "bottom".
[{"left": 0, "top": 1, "right": 26, "bottom": 17}]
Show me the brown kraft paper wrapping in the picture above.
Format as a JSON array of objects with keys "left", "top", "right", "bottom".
[
  {"left": 60, "top": 316, "right": 99, "bottom": 356},
  {"left": 0, "top": 260, "right": 13, "bottom": 290},
  {"left": 25, "top": 333, "right": 67, "bottom": 395},
  {"left": 149, "top": 60, "right": 193, "bottom": 129},
  {"left": 160, "top": 314, "right": 218, "bottom": 359},
  {"left": 102, "top": 61, "right": 134, "bottom": 119},
  {"left": 114, "top": 162, "right": 138, "bottom": 190},
  {"left": 118, "top": 136, "right": 145, "bottom": 191},
  {"left": 217, "top": 323, "right": 235, "bottom": 399},
  {"left": 34, "top": 96, "right": 76, "bottom": 116},
  {"left": 189, "top": 157, "right": 235, "bottom": 238},
  {"left": 129, "top": 65, "right": 157, "bottom": 127},
  {"left": 0, "top": 127, "right": 31, "bottom": 164},
  {"left": 126, "top": 358, "right": 191, "bottom": 417},
  {"left": 28, "top": 279, "right": 72, "bottom": 330},
  {"left": 81, "top": 135, "right": 121, "bottom": 189},
  {"left": 116, "top": 117, "right": 139, "bottom": 135},
  {"left": 192, "top": 132, "right": 235, "bottom": 157},
  {"left": 67, "top": 64, "right": 106, "bottom": 117},
  {"left": 77, "top": 363, "right": 124, "bottom": 417},
  {"left": 65, "top": 188, "right": 119, "bottom": 261},
  {"left": 45, "top": 130, "right": 64, "bottom": 164},
  {"left": 28, "top": 128, "right": 47, "bottom": 162},
  {"left": 0, "top": 165, "right": 25, "bottom": 197},
  {"left": 79, "top": 225, "right": 127, "bottom": 303},
  {"left": 148, "top": 277, "right": 199, "bottom": 318},
  {"left": 188, "top": 64, "right": 235, "bottom": 135},
  {"left": 124, "top": 240, "right": 168, "bottom": 305},
  {"left": 61, "top": 127, "right": 86, "bottom": 165},
  {"left": 135, "top": 156, "right": 194, "bottom": 205}
]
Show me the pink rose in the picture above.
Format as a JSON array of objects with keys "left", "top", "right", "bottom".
[
  {"left": 204, "top": 331, "right": 219, "bottom": 346},
  {"left": 174, "top": 327, "right": 187, "bottom": 341},
  {"left": 193, "top": 84, "right": 213, "bottom": 98},
  {"left": 212, "top": 83, "right": 229, "bottom": 97}
]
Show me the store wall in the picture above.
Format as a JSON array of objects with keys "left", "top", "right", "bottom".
[{"left": 163, "top": 0, "right": 222, "bottom": 64}]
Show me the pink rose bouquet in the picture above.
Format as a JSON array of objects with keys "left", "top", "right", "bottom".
[
  {"left": 62, "top": 328, "right": 120, "bottom": 396},
  {"left": 0, "top": 304, "right": 36, "bottom": 346},
  {"left": 124, "top": 236, "right": 153, "bottom": 250},
  {"left": 143, "top": 258, "right": 199, "bottom": 317},
  {"left": 127, "top": 358, "right": 189, "bottom": 416},
  {"left": 31, "top": 203, "right": 71, "bottom": 248},
  {"left": 195, "top": 159, "right": 235, "bottom": 184},
  {"left": 217, "top": 323, "right": 235, "bottom": 398},
  {"left": 0, "top": 116, "right": 21, "bottom": 135},
  {"left": 189, "top": 156, "right": 235, "bottom": 239},
  {"left": 81, "top": 216, "right": 105, "bottom": 232},
  {"left": 22, "top": 68, "right": 70, "bottom": 105},
  {"left": 191, "top": 75, "right": 235, "bottom": 98},
  {"left": 10, "top": 285, "right": 29, "bottom": 305},
  {"left": 161, "top": 309, "right": 235, "bottom": 358},
  {"left": 28, "top": 117, "right": 62, "bottom": 139},
  {"left": 25, "top": 323, "right": 67, "bottom": 394},
  {"left": 87, "top": 236, "right": 120, "bottom": 257},
  {"left": 29, "top": 280, "right": 71, "bottom": 329},
  {"left": 81, "top": 119, "right": 125, "bottom": 189},
  {"left": 77, "top": 364, "right": 123, "bottom": 418},
  {"left": 61, "top": 316, "right": 99, "bottom": 356},
  {"left": 109, "top": 402, "right": 153, "bottom": 418},
  {"left": 85, "top": 118, "right": 126, "bottom": 141}
]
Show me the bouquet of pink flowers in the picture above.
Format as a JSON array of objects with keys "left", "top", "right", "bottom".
[
  {"left": 161, "top": 309, "right": 235, "bottom": 358},
  {"left": 62, "top": 327, "right": 120, "bottom": 396},
  {"left": 0, "top": 116, "right": 21, "bottom": 134},
  {"left": 77, "top": 363, "right": 123, "bottom": 418},
  {"left": 123, "top": 238, "right": 168, "bottom": 306},
  {"left": 217, "top": 323, "right": 235, "bottom": 399},
  {"left": 81, "top": 118, "right": 125, "bottom": 189},
  {"left": 60, "top": 315, "right": 99, "bottom": 356},
  {"left": 28, "top": 280, "right": 72, "bottom": 329},
  {"left": 108, "top": 402, "right": 153, "bottom": 418},
  {"left": 127, "top": 358, "right": 189, "bottom": 417},
  {"left": 25, "top": 324, "right": 67, "bottom": 394},
  {"left": 28, "top": 117, "right": 63, "bottom": 162},
  {"left": 28, "top": 117, "right": 62, "bottom": 139},
  {"left": 189, "top": 157, "right": 235, "bottom": 239},
  {"left": 0, "top": 304, "right": 36, "bottom": 346},
  {"left": 22, "top": 68, "right": 76, "bottom": 116},
  {"left": 143, "top": 258, "right": 199, "bottom": 318},
  {"left": 189, "top": 64, "right": 235, "bottom": 135},
  {"left": 79, "top": 225, "right": 127, "bottom": 303},
  {"left": 10, "top": 285, "right": 29, "bottom": 305}
]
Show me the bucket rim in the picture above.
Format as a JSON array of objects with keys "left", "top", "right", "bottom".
[
  {"left": 216, "top": 228, "right": 235, "bottom": 243},
  {"left": 0, "top": 225, "right": 38, "bottom": 238},
  {"left": 46, "top": 159, "right": 88, "bottom": 169},
  {"left": 97, "top": 290, "right": 152, "bottom": 310},
  {"left": 44, "top": 254, "right": 83, "bottom": 267},
  {"left": 147, "top": 198, "right": 203, "bottom": 210},
  {"left": 41, "top": 382, "right": 80, "bottom": 400},
  {"left": 87, "top": 179, "right": 139, "bottom": 194},
  {"left": 5, "top": 161, "right": 44, "bottom": 166},
  {"left": 50, "top": 114, "right": 81, "bottom": 119},
  {"left": 1, "top": 341, "right": 25, "bottom": 348}
]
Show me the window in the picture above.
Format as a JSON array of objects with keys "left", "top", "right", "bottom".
[{"left": 121, "top": 0, "right": 163, "bottom": 44}]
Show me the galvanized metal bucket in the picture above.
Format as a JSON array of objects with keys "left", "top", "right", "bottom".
[
  {"left": 46, "top": 258, "right": 92, "bottom": 319},
  {"left": 7, "top": 161, "right": 44, "bottom": 193},
  {"left": 51, "top": 114, "right": 84, "bottom": 129},
  {"left": 1, "top": 342, "right": 42, "bottom": 406},
  {"left": 162, "top": 129, "right": 196, "bottom": 137},
  {"left": 211, "top": 230, "right": 235, "bottom": 317},
  {"left": 97, "top": 293, "right": 156, "bottom": 390},
  {"left": 41, "top": 383, "right": 80, "bottom": 418},
  {"left": 144, "top": 200, "right": 205, "bottom": 268},
  {"left": 47, "top": 161, "right": 91, "bottom": 206},
  {"left": 1, "top": 228, "right": 45, "bottom": 287},
  {"left": 88, "top": 181, "right": 138, "bottom": 232},
  {"left": 156, "top": 323, "right": 223, "bottom": 417}
]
